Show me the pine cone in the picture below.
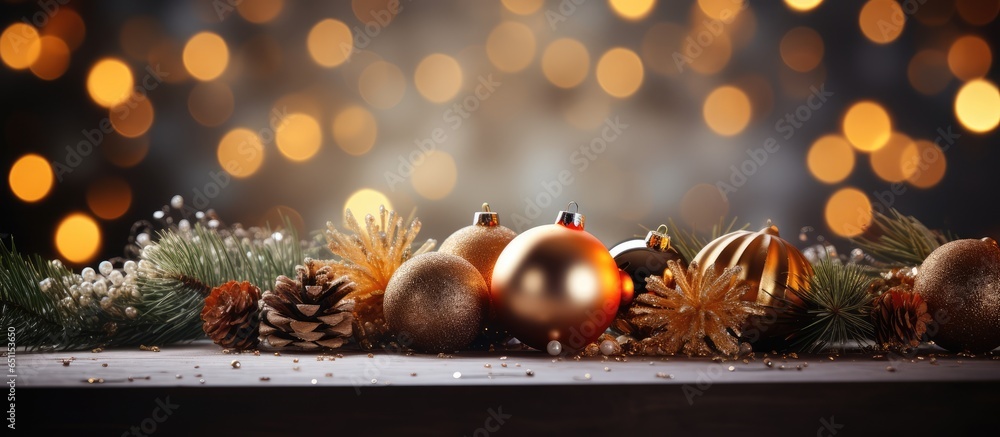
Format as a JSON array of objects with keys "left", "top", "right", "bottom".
[
  {"left": 201, "top": 281, "right": 262, "bottom": 350},
  {"left": 260, "top": 260, "right": 356, "bottom": 350},
  {"left": 872, "top": 287, "right": 933, "bottom": 350}
]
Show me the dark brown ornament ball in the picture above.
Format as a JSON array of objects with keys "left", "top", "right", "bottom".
[
  {"left": 914, "top": 238, "right": 1000, "bottom": 353},
  {"left": 384, "top": 252, "right": 490, "bottom": 352}
]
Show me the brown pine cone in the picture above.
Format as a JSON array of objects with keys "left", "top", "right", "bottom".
[
  {"left": 868, "top": 267, "right": 918, "bottom": 296},
  {"left": 872, "top": 287, "right": 933, "bottom": 350},
  {"left": 260, "top": 260, "right": 356, "bottom": 350},
  {"left": 201, "top": 281, "right": 262, "bottom": 350}
]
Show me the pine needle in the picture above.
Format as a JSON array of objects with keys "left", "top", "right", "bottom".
[
  {"left": 666, "top": 216, "right": 749, "bottom": 261},
  {"left": 787, "top": 260, "right": 875, "bottom": 353},
  {"left": 850, "top": 208, "right": 953, "bottom": 266}
]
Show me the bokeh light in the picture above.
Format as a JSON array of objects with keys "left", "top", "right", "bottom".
[
  {"left": 29, "top": 36, "right": 70, "bottom": 80},
  {"left": 859, "top": 0, "right": 905, "bottom": 44},
  {"left": 541, "top": 38, "right": 590, "bottom": 89},
  {"left": 352, "top": 0, "right": 401, "bottom": 25},
  {"left": 238, "top": 0, "right": 285, "bottom": 23},
  {"left": 332, "top": 106, "right": 378, "bottom": 156},
  {"left": 807, "top": 135, "right": 855, "bottom": 184},
  {"left": 780, "top": 27, "right": 824, "bottom": 72},
  {"left": 842, "top": 101, "right": 891, "bottom": 152},
  {"left": 954, "top": 79, "right": 1000, "bottom": 133},
  {"left": 308, "top": 19, "right": 353, "bottom": 68},
  {"left": 103, "top": 135, "right": 150, "bottom": 168},
  {"left": 501, "top": 0, "right": 544, "bottom": 15},
  {"left": 86, "top": 176, "right": 133, "bottom": 220},
  {"left": 188, "top": 81, "right": 235, "bottom": 127},
  {"left": 8, "top": 154, "right": 53, "bottom": 203},
  {"left": 913, "top": 0, "right": 955, "bottom": 26},
  {"left": 358, "top": 61, "right": 407, "bottom": 109},
  {"left": 825, "top": 188, "right": 872, "bottom": 237},
  {"left": 120, "top": 17, "right": 162, "bottom": 61},
  {"left": 414, "top": 53, "right": 463, "bottom": 103},
  {"left": 276, "top": 113, "right": 322, "bottom": 161},
  {"left": 640, "top": 22, "right": 684, "bottom": 77},
  {"left": 183, "top": 32, "right": 229, "bottom": 81},
  {"left": 217, "top": 128, "right": 265, "bottom": 178},
  {"left": 146, "top": 39, "right": 189, "bottom": 83},
  {"left": 703, "top": 85, "right": 751, "bottom": 136},
  {"left": 344, "top": 188, "right": 392, "bottom": 220},
  {"left": 87, "top": 58, "right": 134, "bottom": 107},
  {"left": 411, "top": 151, "right": 458, "bottom": 200},
  {"left": 261, "top": 205, "right": 305, "bottom": 235},
  {"left": 947, "top": 35, "right": 992, "bottom": 81},
  {"left": 680, "top": 183, "right": 729, "bottom": 233},
  {"left": 486, "top": 21, "right": 536, "bottom": 73},
  {"left": 902, "top": 140, "right": 947, "bottom": 189},
  {"left": 683, "top": 24, "right": 732, "bottom": 75},
  {"left": 596, "top": 47, "right": 644, "bottom": 98},
  {"left": 870, "top": 132, "right": 917, "bottom": 183},
  {"left": 41, "top": 8, "right": 86, "bottom": 50},
  {"left": 907, "top": 49, "right": 951, "bottom": 95},
  {"left": 55, "top": 213, "right": 101, "bottom": 264},
  {"left": 697, "top": 0, "right": 743, "bottom": 20},
  {"left": 1, "top": 23, "right": 41, "bottom": 70},
  {"left": 784, "top": 0, "right": 823, "bottom": 12},
  {"left": 610, "top": 0, "right": 656, "bottom": 21},
  {"left": 956, "top": 0, "right": 1000, "bottom": 26},
  {"left": 110, "top": 96, "right": 155, "bottom": 138}
]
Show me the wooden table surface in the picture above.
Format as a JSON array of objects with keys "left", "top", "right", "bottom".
[{"left": 13, "top": 341, "right": 1000, "bottom": 435}]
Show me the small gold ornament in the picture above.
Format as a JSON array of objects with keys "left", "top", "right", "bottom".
[{"left": 438, "top": 203, "right": 518, "bottom": 288}]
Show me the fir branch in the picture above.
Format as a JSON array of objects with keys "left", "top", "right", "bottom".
[
  {"left": 787, "top": 260, "right": 875, "bottom": 353},
  {"left": 850, "top": 208, "right": 953, "bottom": 266},
  {"left": 666, "top": 216, "right": 748, "bottom": 261}
]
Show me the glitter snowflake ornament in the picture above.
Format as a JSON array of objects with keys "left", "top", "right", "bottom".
[{"left": 629, "top": 260, "right": 763, "bottom": 356}]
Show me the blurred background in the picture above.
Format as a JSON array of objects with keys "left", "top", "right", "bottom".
[{"left": 1, "top": 0, "right": 998, "bottom": 267}]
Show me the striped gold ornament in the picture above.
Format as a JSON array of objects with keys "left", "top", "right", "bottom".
[{"left": 692, "top": 223, "right": 813, "bottom": 308}]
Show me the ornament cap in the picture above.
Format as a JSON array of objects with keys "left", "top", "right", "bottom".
[
  {"left": 982, "top": 237, "right": 998, "bottom": 249},
  {"left": 761, "top": 220, "right": 780, "bottom": 236},
  {"left": 473, "top": 203, "right": 500, "bottom": 227},
  {"left": 645, "top": 224, "right": 672, "bottom": 251},
  {"left": 555, "top": 201, "right": 585, "bottom": 230}
]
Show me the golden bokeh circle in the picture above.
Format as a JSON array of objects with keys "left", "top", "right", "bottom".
[
  {"left": 41, "top": 8, "right": 86, "bottom": 50},
  {"left": 842, "top": 101, "right": 892, "bottom": 152},
  {"left": 501, "top": 0, "right": 544, "bottom": 15},
  {"left": 359, "top": 61, "right": 407, "bottom": 109},
  {"left": 541, "top": 38, "right": 590, "bottom": 89},
  {"left": 697, "top": 0, "right": 744, "bottom": 20},
  {"left": 411, "top": 151, "right": 458, "bottom": 200},
  {"left": 784, "top": 0, "right": 823, "bottom": 12},
  {"left": 344, "top": 188, "right": 392, "bottom": 220},
  {"left": 238, "top": 0, "right": 285, "bottom": 23},
  {"left": 825, "top": 188, "right": 872, "bottom": 237},
  {"left": 907, "top": 49, "right": 951, "bottom": 95},
  {"left": 276, "top": 113, "right": 323, "bottom": 162},
  {"left": 807, "top": 135, "right": 855, "bottom": 184},
  {"left": 8, "top": 154, "right": 53, "bottom": 203},
  {"left": 486, "top": 21, "right": 536, "bottom": 73},
  {"left": 308, "top": 19, "right": 352, "bottom": 68},
  {"left": 55, "top": 213, "right": 102, "bottom": 264},
  {"left": 0, "top": 23, "right": 41, "bottom": 70},
  {"left": 947, "top": 35, "right": 992, "bottom": 81},
  {"left": 859, "top": 0, "right": 905, "bottom": 44},
  {"left": 596, "top": 47, "right": 644, "bottom": 98},
  {"left": 414, "top": 53, "right": 463, "bottom": 103},
  {"left": 29, "top": 35, "right": 70, "bottom": 80},
  {"left": 954, "top": 79, "right": 1000, "bottom": 133},
  {"left": 110, "top": 96, "right": 155, "bottom": 138},
  {"left": 703, "top": 85, "right": 752, "bottom": 136},
  {"left": 902, "top": 140, "right": 947, "bottom": 189},
  {"left": 870, "top": 132, "right": 917, "bottom": 183},
  {"left": 217, "top": 128, "right": 265, "bottom": 178},
  {"left": 183, "top": 32, "right": 229, "bottom": 81},
  {"left": 611, "top": 0, "right": 657, "bottom": 21},
  {"left": 956, "top": 0, "right": 1000, "bottom": 26},
  {"left": 333, "top": 105, "right": 378, "bottom": 156},
  {"left": 780, "top": 27, "right": 824, "bottom": 72},
  {"left": 87, "top": 58, "right": 134, "bottom": 107},
  {"left": 86, "top": 176, "right": 133, "bottom": 220},
  {"left": 188, "top": 81, "right": 235, "bottom": 127}
]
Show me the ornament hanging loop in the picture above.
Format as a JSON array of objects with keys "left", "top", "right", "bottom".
[
  {"left": 555, "top": 201, "right": 585, "bottom": 230},
  {"left": 473, "top": 202, "right": 499, "bottom": 226},
  {"left": 646, "top": 224, "right": 672, "bottom": 251}
]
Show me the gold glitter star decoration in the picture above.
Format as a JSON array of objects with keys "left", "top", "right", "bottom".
[
  {"left": 324, "top": 206, "right": 435, "bottom": 349},
  {"left": 629, "top": 260, "right": 763, "bottom": 356}
]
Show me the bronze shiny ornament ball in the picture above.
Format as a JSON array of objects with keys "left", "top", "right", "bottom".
[
  {"left": 384, "top": 252, "right": 490, "bottom": 353},
  {"left": 490, "top": 204, "right": 622, "bottom": 352},
  {"left": 915, "top": 238, "right": 1000, "bottom": 353}
]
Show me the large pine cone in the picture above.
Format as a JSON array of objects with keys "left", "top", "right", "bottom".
[
  {"left": 872, "top": 287, "right": 933, "bottom": 350},
  {"left": 260, "top": 260, "right": 356, "bottom": 349},
  {"left": 201, "top": 281, "right": 262, "bottom": 350}
]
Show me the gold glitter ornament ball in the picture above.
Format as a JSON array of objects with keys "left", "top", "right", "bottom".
[
  {"left": 915, "top": 238, "right": 1000, "bottom": 353},
  {"left": 439, "top": 203, "right": 518, "bottom": 287},
  {"left": 384, "top": 252, "right": 490, "bottom": 352}
]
